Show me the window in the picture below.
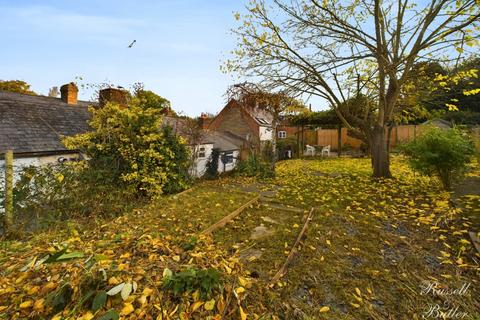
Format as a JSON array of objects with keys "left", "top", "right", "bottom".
[
  {"left": 278, "top": 131, "right": 287, "bottom": 139},
  {"left": 222, "top": 152, "right": 234, "bottom": 164},
  {"left": 255, "top": 117, "right": 270, "bottom": 125},
  {"left": 198, "top": 146, "right": 206, "bottom": 158}
]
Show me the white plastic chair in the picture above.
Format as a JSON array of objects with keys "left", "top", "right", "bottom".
[
  {"left": 321, "top": 145, "right": 331, "bottom": 157},
  {"left": 305, "top": 145, "right": 316, "bottom": 156}
]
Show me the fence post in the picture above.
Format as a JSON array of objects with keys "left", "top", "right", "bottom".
[{"left": 4, "top": 150, "right": 13, "bottom": 232}]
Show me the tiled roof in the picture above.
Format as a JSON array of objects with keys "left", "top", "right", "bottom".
[
  {"left": 240, "top": 101, "right": 274, "bottom": 126},
  {"left": 0, "top": 90, "right": 92, "bottom": 155}
]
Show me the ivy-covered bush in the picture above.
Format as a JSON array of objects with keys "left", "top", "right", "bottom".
[
  {"left": 204, "top": 148, "right": 220, "bottom": 179},
  {"left": 400, "top": 127, "right": 475, "bottom": 190},
  {"left": 64, "top": 99, "right": 191, "bottom": 197}
]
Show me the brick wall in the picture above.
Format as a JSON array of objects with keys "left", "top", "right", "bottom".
[{"left": 208, "top": 100, "right": 259, "bottom": 140}]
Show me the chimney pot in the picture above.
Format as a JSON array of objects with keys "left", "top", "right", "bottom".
[
  {"left": 99, "top": 87, "right": 129, "bottom": 108},
  {"left": 60, "top": 82, "right": 78, "bottom": 105},
  {"left": 198, "top": 113, "right": 211, "bottom": 129}
]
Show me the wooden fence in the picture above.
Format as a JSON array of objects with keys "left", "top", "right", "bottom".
[{"left": 287, "top": 124, "right": 422, "bottom": 151}]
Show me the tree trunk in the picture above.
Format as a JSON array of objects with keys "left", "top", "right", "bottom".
[
  {"left": 370, "top": 126, "right": 392, "bottom": 178},
  {"left": 337, "top": 124, "right": 342, "bottom": 157},
  {"left": 270, "top": 117, "right": 278, "bottom": 172}
]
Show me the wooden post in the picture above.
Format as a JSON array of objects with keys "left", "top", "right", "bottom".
[{"left": 4, "top": 150, "right": 13, "bottom": 231}]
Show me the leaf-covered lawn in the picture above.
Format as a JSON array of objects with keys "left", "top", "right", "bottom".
[{"left": 1, "top": 157, "right": 479, "bottom": 319}]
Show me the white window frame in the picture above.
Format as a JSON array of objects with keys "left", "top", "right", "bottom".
[{"left": 278, "top": 131, "right": 287, "bottom": 139}]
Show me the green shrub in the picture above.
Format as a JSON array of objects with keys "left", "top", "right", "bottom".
[
  {"left": 63, "top": 99, "right": 191, "bottom": 197},
  {"left": 162, "top": 268, "right": 221, "bottom": 299},
  {"left": 9, "top": 162, "right": 139, "bottom": 231},
  {"left": 276, "top": 136, "right": 298, "bottom": 159},
  {"left": 235, "top": 155, "right": 273, "bottom": 178},
  {"left": 400, "top": 127, "right": 475, "bottom": 190}
]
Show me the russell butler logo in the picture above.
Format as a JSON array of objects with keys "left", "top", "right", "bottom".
[{"left": 420, "top": 281, "right": 472, "bottom": 319}]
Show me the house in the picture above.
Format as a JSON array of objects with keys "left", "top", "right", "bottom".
[
  {"left": 207, "top": 99, "right": 274, "bottom": 148},
  {"left": 206, "top": 99, "right": 303, "bottom": 158},
  {"left": 0, "top": 83, "right": 244, "bottom": 180},
  {"left": 0, "top": 83, "right": 91, "bottom": 180},
  {"left": 162, "top": 116, "right": 245, "bottom": 176}
]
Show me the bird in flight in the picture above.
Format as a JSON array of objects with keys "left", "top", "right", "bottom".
[{"left": 127, "top": 40, "right": 136, "bottom": 48}]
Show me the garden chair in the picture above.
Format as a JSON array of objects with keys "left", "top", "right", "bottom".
[
  {"left": 305, "top": 145, "right": 316, "bottom": 156},
  {"left": 321, "top": 145, "right": 331, "bottom": 157}
]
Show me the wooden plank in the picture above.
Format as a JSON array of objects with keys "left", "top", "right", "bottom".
[
  {"left": 469, "top": 232, "right": 480, "bottom": 254},
  {"left": 201, "top": 196, "right": 259, "bottom": 235},
  {"left": 175, "top": 187, "right": 194, "bottom": 197},
  {"left": 268, "top": 207, "right": 315, "bottom": 287}
]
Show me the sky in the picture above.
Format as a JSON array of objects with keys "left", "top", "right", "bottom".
[{"left": 0, "top": 0, "right": 248, "bottom": 116}]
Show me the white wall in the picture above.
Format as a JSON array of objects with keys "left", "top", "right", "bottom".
[
  {"left": 189, "top": 143, "right": 214, "bottom": 177},
  {"left": 0, "top": 153, "right": 80, "bottom": 184},
  {"left": 217, "top": 150, "right": 240, "bottom": 173},
  {"left": 259, "top": 126, "right": 273, "bottom": 141}
]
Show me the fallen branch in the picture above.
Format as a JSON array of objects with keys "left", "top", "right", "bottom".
[
  {"left": 201, "top": 196, "right": 260, "bottom": 235},
  {"left": 268, "top": 207, "right": 315, "bottom": 287}
]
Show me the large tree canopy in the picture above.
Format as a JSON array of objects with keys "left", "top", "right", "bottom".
[{"left": 225, "top": 0, "right": 480, "bottom": 177}]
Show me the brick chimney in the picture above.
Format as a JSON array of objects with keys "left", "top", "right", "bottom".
[
  {"left": 198, "top": 113, "right": 211, "bottom": 129},
  {"left": 60, "top": 83, "right": 78, "bottom": 105},
  {"left": 99, "top": 87, "right": 129, "bottom": 108}
]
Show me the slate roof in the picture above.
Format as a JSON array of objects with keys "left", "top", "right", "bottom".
[
  {"left": 0, "top": 90, "right": 92, "bottom": 155},
  {"left": 162, "top": 116, "right": 244, "bottom": 151},
  {"left": 205, "top": 131, "right": 245, "bottom": 151}
]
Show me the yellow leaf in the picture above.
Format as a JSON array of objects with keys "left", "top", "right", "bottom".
[
  {"left": 350, "top": 302, "right": 360, "bottom": 308},
  {"left": 120, "top": 252, "right": 131, "bottom": 259},
  {"left": 238, "top": 276, "right": 250, "bottom": 288},
  {"left": 78, "top": 312, "right": 94, "bottom": 320},
  {"left": 0, "top": 306, "right": 7, "bottom": 312},
  {"left": 33, "top": 299, "right": 45, "bottom": 312},
  {"left": 120, "top": 303, "right": 134, "bottom": 316},
  {"left": 19, "top": 300, "right": 33, "bottom": 309},
  {"left": 293, "top": 223, "right": 299, "bottom": 228},
  {"left": 191, "top": 301, "right": 204, "bottom": 312},
  {"left": 326, "top": 240, "right": 331, "bottom": 245},
  {"left": 236, "top": 287, "right": 245, "bottom": 294},
  {"left": 204, "top": 299, "right": 215, "bottom": 311},
  {"left": 169, "top": 304, "right": 179, "bottom": 317},
  {"left": 239, "top": 306, "right": 248, "bottom": 320},
  {"left": 355, "top": 287, "right": 361, "bottom": 296},
  {"left": 27, "top": 286, "right": 40, "bottom": 295},
  {"left": 319, "top": 306, "right": 330, "bottom": 313}
]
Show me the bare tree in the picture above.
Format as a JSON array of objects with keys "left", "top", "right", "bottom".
[
  {"left": 225, "top": 0, "right": 480, "bottom": 177},
  {"left": 227, "top": 82, "right": 307, "bottom": 171}
]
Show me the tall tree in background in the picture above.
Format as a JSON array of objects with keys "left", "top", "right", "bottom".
[
  {"left": 225, "top": 0, "right": 479, "bottom": 177},
  {"left": 0, "top": 80, "right": 36, "bottom": 95}
]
